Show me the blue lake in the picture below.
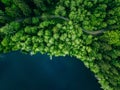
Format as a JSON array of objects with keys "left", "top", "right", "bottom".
[{"left": 0, "top": 51, "right": 102, "bottom": 90}]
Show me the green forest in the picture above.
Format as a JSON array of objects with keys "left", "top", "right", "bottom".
[{"left": 0, "top": 0, "right": 120, "bottom": 90}]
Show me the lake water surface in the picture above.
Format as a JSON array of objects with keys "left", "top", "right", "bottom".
[{"left": 0, "top": 51, "right": 102, "bottom": 90}]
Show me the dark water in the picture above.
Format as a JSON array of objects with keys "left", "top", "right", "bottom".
[{"left": 0, "top": 51, "right": 102, "bottom": 90}]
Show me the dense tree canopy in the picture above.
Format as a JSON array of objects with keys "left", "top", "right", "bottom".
[{"left": 0, "top": 0, "right": 120, "bottom": 90}]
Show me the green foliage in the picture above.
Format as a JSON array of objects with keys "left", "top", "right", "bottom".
[
  {"left": 24, "top": 26, "right": 38, "bottom": 34},
  {"left": 0, "top": 10, "right": 6, "bottom": 24},
  {"left": 1, "top": 37, "right": 9, "bottom": 46},
  {"left": 0, "top": 21, "right": 21, "bottom": 35},
  {"left": 12, "top": 0, "right": 31, "bottom": 16},
  {"left": 11, "top": 30, "right": 23, "bottom": 42},
  {"left": 32, "top": 17, "right": 39, "bottom": 25},
  {"left": 5, "top": 4, "right": 21, "bottom": 18},
  {"left": 1, "top": 0, "right": 11, "bottom": 6},
  {"left": 0, "top": 0, "right": 120, "bottom": 90},
  {"left": 102, "top": 30, "right": 120, "bottom": 46},
  {"left": 55, "top": 5, "right": 66, "bottom": 16},
  {"left": 33, "top": 0, "right": 46, "bottom": 11}
]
